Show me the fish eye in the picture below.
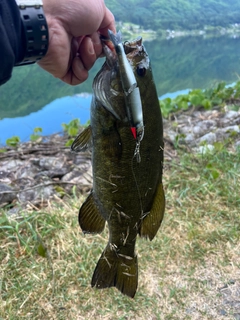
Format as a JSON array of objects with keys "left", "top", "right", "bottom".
[{"left": 136, "top": 65, "right": 146, "bottom": 77}]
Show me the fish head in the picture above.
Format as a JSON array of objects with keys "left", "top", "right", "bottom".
[
  {"left": 123, "top": 37, "right": 150, "bottom": 80},
  {"left": 93, "top": 35, "right": 152, "bottom": 123}
]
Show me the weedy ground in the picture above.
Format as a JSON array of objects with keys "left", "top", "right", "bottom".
[{"left": 0, "top": 146, "right": 239, "bottom": 320}]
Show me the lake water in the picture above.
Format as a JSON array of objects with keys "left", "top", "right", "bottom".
[
  {"left": 0, "top": 90, "right": 191, "bottom": 145},
  {"left": 0, "top": 94, "right": 92, "bottom": 145},
  {"left": 1, "top": 35, "right": 240, "bottom": 144}
]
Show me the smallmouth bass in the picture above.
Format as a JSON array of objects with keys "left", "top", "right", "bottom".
[{"left": 72, "top": 33, "right": 165, "bottom": 298}]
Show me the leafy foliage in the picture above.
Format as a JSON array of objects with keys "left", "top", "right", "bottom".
[
  {"left": 62, "top": 119, "right": 81, "bottom": 137},
  {"left": 30, "top": 127, "right": 43, "bottom": 142},
  {"left": 5, "top": 136, "right": 20, "bottom": 147},
  {"left": 160, "top": 81, "right": 240, "bottom": 117},
  {"left": 62, "top": 118, "right": 82, "bottom": 147},
  {"left": 5, "top": 127, "right": 44, "bottom": 146}
]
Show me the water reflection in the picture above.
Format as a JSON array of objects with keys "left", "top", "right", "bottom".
[
  {"left": 1, "top": 35, "right": 240, "bottom": 119},
  {"left": 144, "top": 35, "right": 240, "bottom": 95}
]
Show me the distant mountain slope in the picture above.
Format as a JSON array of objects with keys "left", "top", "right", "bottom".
[{"left": 105, "top": 0, "right": 240, "bottom": 30}]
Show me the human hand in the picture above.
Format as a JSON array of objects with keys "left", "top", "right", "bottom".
[{"left": 38, "top": 0, "right": 115, "bottom": 85}]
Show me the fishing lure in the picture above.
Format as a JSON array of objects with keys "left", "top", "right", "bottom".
[{"left": 108, "top": 30, "right": 144, "bottom": 146}]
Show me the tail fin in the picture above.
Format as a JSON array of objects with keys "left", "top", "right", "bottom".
[
  {"left": 91, "top": 244, "right": 138, "bottom": 298},
  {"left": 108, "top": 30, "right": 122, "bottom": 47}
]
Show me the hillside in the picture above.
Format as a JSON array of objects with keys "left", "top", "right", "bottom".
[{"left": 105, "top": 0, "right": 240, "bottom": 30}]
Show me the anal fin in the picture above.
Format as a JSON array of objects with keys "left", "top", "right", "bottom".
[
  {"left": 139, "top": 183, "right": 165, "bottom": 240},
  {"left": 79, "top": 192, "right": 105, "bottom": 234}
]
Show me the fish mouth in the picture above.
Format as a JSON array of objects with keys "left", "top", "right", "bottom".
[
  {"left": 123, "top": 37, "right": 143, "bottom": 54},
  {"left": 101, "top": 35, "right": 144, "bottom": 66}
]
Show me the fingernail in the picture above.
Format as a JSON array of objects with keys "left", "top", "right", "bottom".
[{"left": 88, "top": 40, "right": 95, "bottom": 55}]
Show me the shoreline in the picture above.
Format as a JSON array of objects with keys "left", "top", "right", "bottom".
[
  {"left": 0, "top": 105, "right": 239, "bottom": 212},
  {"left": 118, "top": 21, "right": 240, "bottom": 40}
]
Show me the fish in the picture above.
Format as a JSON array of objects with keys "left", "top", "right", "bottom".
[{"left": 71, "top": 32, "right": 165, "bottom": 298}]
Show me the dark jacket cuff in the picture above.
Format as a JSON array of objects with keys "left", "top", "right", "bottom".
[{"left": 0, "top": 0, "right": 25, "bottom": 85}]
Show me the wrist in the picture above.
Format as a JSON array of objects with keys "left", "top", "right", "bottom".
[{"left": 15, "top": 0, "right": 49, "bottom": 66}]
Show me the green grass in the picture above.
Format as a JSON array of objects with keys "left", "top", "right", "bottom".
[{"left": 0, "top": 147, "right": 239, "bottom": 319}]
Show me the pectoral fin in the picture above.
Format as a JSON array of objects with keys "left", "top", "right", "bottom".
[
  {"left": 79, "top": 192, "right": 105, "bottom": 234},
  {"left": 139, "top": 183, "right": 165, "bottom": 241},
  {"left": 71, "top": 125, "right": 92, "bottom": 152}
]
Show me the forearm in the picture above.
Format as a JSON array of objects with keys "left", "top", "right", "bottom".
[
  {"left": 0, "top": 0, "right": 25, "bottom": 85},
  {"left": 0, "top": 0, "right": 115, "bottom": 87}
]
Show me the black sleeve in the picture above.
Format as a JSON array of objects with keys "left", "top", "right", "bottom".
[{"left": 0, "top": 0, "right": 25, "bottom": 85}]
